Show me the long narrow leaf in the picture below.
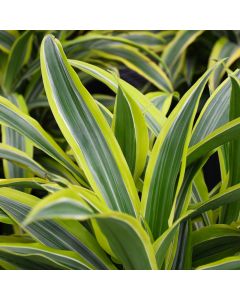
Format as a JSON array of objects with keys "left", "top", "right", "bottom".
[{"left": 41, "top": 35, "right": 140, "bottom": 216}]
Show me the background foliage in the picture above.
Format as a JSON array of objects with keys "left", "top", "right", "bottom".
[{"left": 0, "top": 30, "right": 240, "bottom": 270}]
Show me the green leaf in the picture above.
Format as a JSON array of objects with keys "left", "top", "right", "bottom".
[
  {"left": 3, "top": 31, "right": 33, "bottom": 92},
  {"left": 0, "top": 143, "right": 48, "bottom": 179},
  {"left": 192, "top": 225, "right": 240, "bottom": 267},
  {"left": 0, "top": 144, "right": 70, "bottom": 186},
  {"left": 146, "top": 91, "right": 174, "bottom": 115},
  {"left": 187, "top": 117, "right": 240, "bottom": 165},
  {"left": 208, "top": 37, "right": 240, "bottom": 92},
  {"left": 41, "top": 35, "right": 140, "bottom": 216},
  {"left": 196, "top": 256, "right": 240, "bottom": 270},
  {"left": 192, "top": 170, "right": 213, "bottom": 226},
  {"left": 24, "top": 189, "right": 100, "bottom": 224},
  {"left": 96, "top": 100, "right": 113, "bottom": 126},
  {"left": 0, "top": 178, "right": 48, "bottom": 189},
  {"left": 112, "top": 84, "right": 149, "bottom": 179},
  {"left": 69, "top": 60, "right": 166, "bottom": 135},
  {"left": 96, "top": 213, "right": 157, "bottom": 270},
  {"left": 118, "top": 31, "right": 166, "bottom": 50},
  {"left": 1, "top": 94, "right": 33, "bottom": 185},
  {"left": 23, "top": 192, "right": 157, "bottom": 270},
  {"left": 0, "top": 243, "right": 91, "bottom": 270},
  {"left": 170, "top": 220, "right": 192, "bottom": 270},
  {"left": 141, "top": 66, "right": 215, "bottom": 239},
  {"left": 223, "top": 76, "right": 240, "bottom": 223},
  {"left": 91, "top": 45, "right": 173, "bottom": 92},
  {"left": 0, "top": 188, "right": 115, "bottom": 270},
  {"left": 0, "top": 96, "right": 86, "bottom": 185},
  {"left": 161, "top": 30, "right": 203, "bottom": 79},
  {"left": 64, "top": 34, "right": 163, "bottom": 62},
  {"left": 190, "top": 70, "right": 240, "bottom": 146},
  {"left": 153, "top": 211, "right": 193, "bottom": 269},
  {"left": 187, "top": 118, "right": 240, "bottom": 165},
  {"left": 190, "top": 183, "right": 240, "bottom": 218},
  {"left": 0, "top": 30, "right": 18, "bottom": 53}
]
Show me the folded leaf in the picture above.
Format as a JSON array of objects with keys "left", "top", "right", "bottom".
[{"left": 112, "top": 84, "right": 149, "bottom": 179}]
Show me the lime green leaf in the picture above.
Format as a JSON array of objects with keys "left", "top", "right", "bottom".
[
  {"left": 37, "top": 156, "right": 79, "bottom": 185},
  {"left": 41, "top": 35, "right": 140, "bottom": 216},
  {"left": 64, "top": 34, "right": 163, "bottom": 62},
  {"left": 0, "top": 143, "right": 67, "bottom": 185},
  {"left": 173, "top": 157, "right": 210, "bottom": 221}
]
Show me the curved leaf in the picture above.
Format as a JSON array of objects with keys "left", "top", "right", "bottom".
[
  {"left": 3, "top": 31, "right": 33, "bottom": 92},
  {"left": 69, "top": 59, "right": 166, "bottom": 135},
  {"left": 23, "top": 192, "right": 157, "bottom": 270},
  {"left": 41, "top": 35, "right": 140, "bottom": 216},
  {"left": 192, "top": 224, "right": 240, "bottom": 267},
  {"left": 197, "top": 256, "right": 240, "bottom": 270},
  {"left": 0, "top": 243, "right": 91, "bottom": 270},
  {"left": 208, "top": 37, "right": 240, "bottom": 91},
  {"left": 0, "top": 188, "right": 115, "bottom": 270},
  {"left": 0, "top": 96, "right": 86, "bottom": 185}
]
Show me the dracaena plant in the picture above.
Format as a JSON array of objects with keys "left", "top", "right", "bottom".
[{"left": 0, "top": 33, "right": 240, "bottom": 270}]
